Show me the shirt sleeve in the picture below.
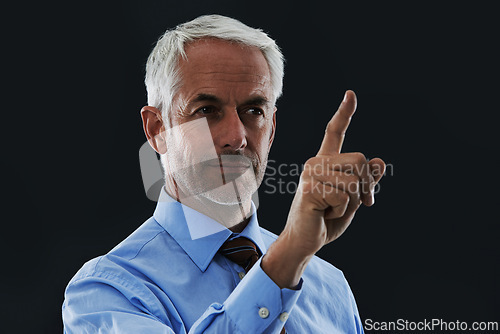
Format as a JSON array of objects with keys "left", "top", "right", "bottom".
[
  {"left": 63, "top": 257, "right": 302, "bottom": 334},
  {"left": 62, "top": 271, "right": 178, "bottom": 334},
  {"left": 190, "top": 257, "right": 302, "bottom": 334}
]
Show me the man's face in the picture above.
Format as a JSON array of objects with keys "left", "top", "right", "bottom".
[{"left": 163, "top": 38, "right": 276, "bottom": 205}]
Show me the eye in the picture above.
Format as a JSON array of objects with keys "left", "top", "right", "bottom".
[
  {"left": 243, "top": 107, "right": 264, "bottom": 116},
  {"left": 196, "top": 106, "right": 217, "bottom": 115}
]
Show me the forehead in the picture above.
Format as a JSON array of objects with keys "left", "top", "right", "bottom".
[{"left": 177, "top": 38, "right": 272, "bottom": 99}]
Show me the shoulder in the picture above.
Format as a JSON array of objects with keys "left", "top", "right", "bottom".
[
  {"left": 67, "top": 217, "right": 169, "bottom": 285},
  {"left": 109, "top": 217, "right": 168, "bottom": 258},
  {"left": 64, "top": 217, "right": 176, "bottom": 321}
]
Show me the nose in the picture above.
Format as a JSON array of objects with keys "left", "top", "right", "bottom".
[{"left": 213, "top": 110, "right": 247, "bottom": 151}]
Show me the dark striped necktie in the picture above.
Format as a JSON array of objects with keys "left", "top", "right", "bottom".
[
  {"left": 220, "top": 237, "right": 287, "bottom": 334},
  {"left": 219, "top": 237, "right": 260, "bottom": 273}
]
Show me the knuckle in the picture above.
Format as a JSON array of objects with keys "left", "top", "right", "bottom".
[
  {"left": 304, "top": 157, "right": 320, "bottom": 168},
  {"left": 338, "top": 174, "right": 358, "bottom": 190},
  {"left": 348, "top": 179, "right": 360, "bottom": 194},
  {"left": 353, "top": 152, "right": 367, "bottom": 164},
  {"left": 338, "top": 190, "right": 350, "bottom": 203},
  {"left": 302, "top": 163, "right": 316, "bottom": 178},
  {"left": 346, "top": 173, "right": 359, "bottom": 184},
  {"left": 304, "top": 157, "right": 331, "bottom": 177},
  {"left": 325, "top": 119, "right": 337, "bottom": 133},
  {"left": 300, "top": 170, "right": 314, "bottom": 183}
]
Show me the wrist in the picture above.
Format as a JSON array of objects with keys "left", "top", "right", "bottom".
[{"left": 261, "top": 233, "right": 313, "bottom": 289}]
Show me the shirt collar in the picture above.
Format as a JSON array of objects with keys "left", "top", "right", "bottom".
[{"left": 153, "top": 188, "right": 267, "bottom": 272}]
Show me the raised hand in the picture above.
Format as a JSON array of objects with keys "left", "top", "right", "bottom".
[{"left": 262, "top": 90, "right": 386, "bottom": 288}]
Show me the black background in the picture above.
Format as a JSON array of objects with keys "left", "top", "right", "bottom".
[{"left": 4, "top": 1, "right": 498, "bottom": 333}]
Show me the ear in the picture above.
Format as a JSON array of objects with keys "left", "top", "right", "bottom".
[
  {"left": 140, "top": 106, "right": 167, "bottom": 154},
  {"left": 268, "top": 106, "right": 277, "bottom": 149}
]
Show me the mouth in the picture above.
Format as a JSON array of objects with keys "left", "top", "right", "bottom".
[{"left": 206, "top": 156, "right": 252, "bottom": 173}]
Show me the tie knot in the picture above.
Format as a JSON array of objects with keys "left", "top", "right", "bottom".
[{"left": 220, "top": 237, "right": 261, "bottom": 272}]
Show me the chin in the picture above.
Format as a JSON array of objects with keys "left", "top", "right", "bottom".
[
  {"left": 174, "top": 165, "right": 261, "bottom": 205},
  {"left": 200, "top": 182, "right": 254, "bottom": 206}
]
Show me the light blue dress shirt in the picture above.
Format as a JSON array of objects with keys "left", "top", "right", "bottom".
[{"left": 62, "top": 189, "right": 364, "bottom": 333}]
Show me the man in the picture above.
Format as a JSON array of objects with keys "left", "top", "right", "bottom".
[{"left": 62, "top": 14, "right": 385, "bottom": 333}]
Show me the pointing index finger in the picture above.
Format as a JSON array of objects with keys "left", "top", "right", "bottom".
[{"left": 317, "top": 90, "right": 357, "bottom": 156}]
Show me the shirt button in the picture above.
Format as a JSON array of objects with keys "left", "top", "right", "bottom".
[
  {"left": 258, "top": 307, "right": 269, "bottom": 319},
  {"left": 238, "top": 272, "right": 245, "bottom": 279},
  {"left": 279, "top": 312, "right": 289, "bottom": 322}
]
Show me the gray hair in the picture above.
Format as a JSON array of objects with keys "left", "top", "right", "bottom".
[{"left": 144, "top": 14, "right": 285, "bottom": 120}]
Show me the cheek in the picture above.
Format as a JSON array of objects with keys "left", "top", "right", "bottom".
[
  {"left": 248, "top": 128, "right": 273, "bottom": 160},
  {"left": 168, "top": 118, "right": 219, "bottom": 164},
  {"left": 257, "top": 121, "right": 274, "bottom": 147}
]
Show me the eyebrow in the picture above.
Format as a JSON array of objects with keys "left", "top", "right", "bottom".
[
  {"left": 187, "top": 93, "right": 271, "bottom": 109},
  {"left": 190, "top": 93, "right": 222, "bottom": 105},
  {"left": 242, "top": 96, "right": 271, "bottom": 107}
]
